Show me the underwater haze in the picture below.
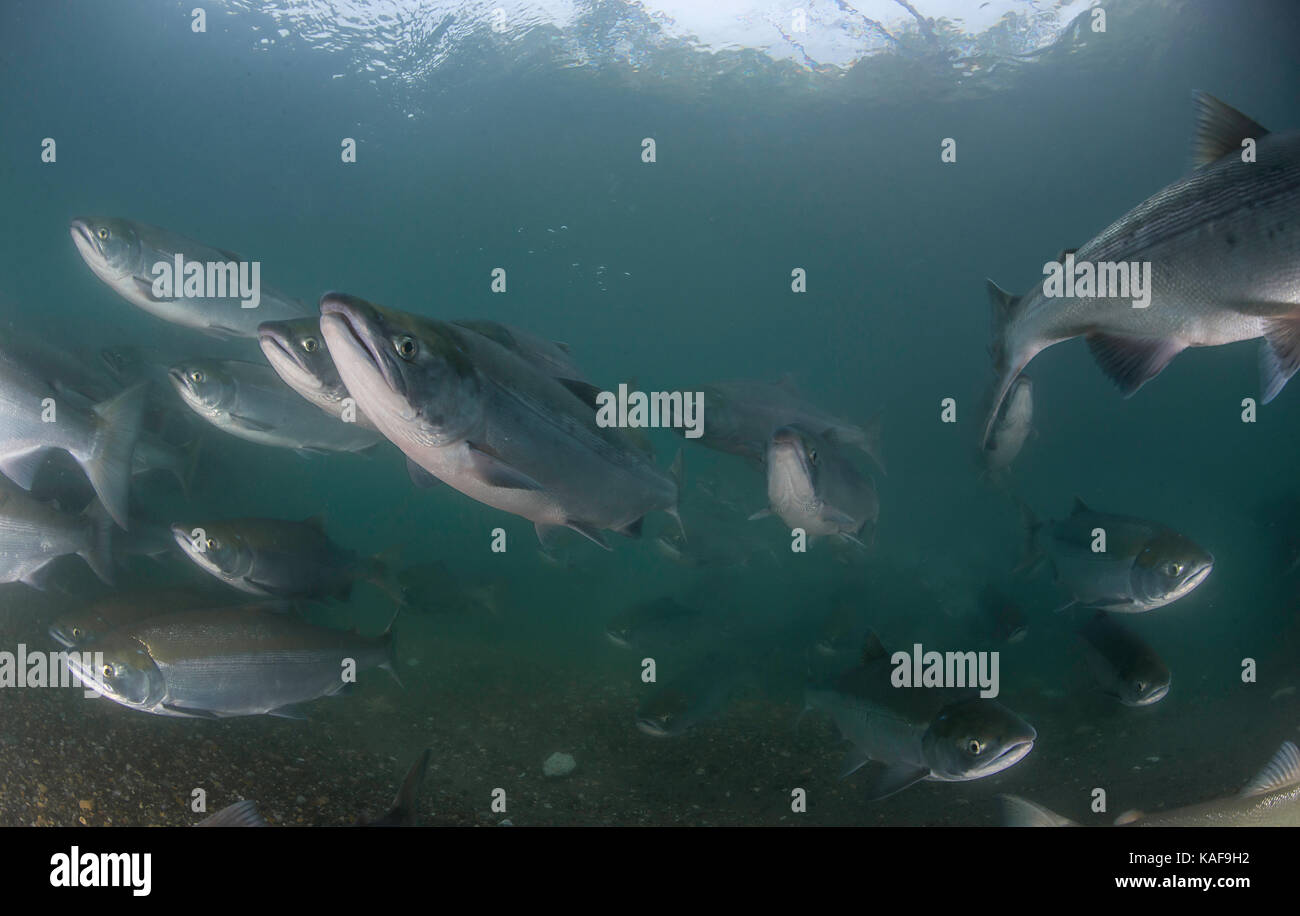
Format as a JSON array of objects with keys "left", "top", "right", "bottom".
[{"left": 1, "top": 0, "right": 1299, "bottom": 826}]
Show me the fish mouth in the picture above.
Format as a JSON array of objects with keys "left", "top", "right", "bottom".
[
  {"left": 605, "top": 630, "right": 632, "bottom": 650},
  {"left": 1130, "top": 682, "right": 1170, "bottom": 706},
  {"left": 48, "top": 625, "right": 77, "bottom": 649},
  {"left": 257, "top": 323, "right": 319, "bottom": 390},
  {"left": 167, "top": 366, "right": 193, "bottom": 395},
  {"left": 319, "top": 292, "right": 408, "bottom": 402},
  {"left": 976, "top": 735, "right": 1036, "bottom": 776}
]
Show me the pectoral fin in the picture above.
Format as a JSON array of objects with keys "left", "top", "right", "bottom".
[
  {"left": 1085, "top": 333, "right": 1185, "bottom": 396},
  {"left": 860, "top": 763, "right": 930, "bottom": 800},
  {"left": 406, "top": 458, "right": 443, "bottom": 489},
  {"left": 1260, "top": 316, "right": 1300, "bottom": 404},
  {"left": 465, "top": 443, "right": 544, "bottom": 490},
  {"left": 230, "top": 413, "right": 277, "bottom": 433},
  {"left": 0, "top": 447, "right": 49, "bottom": 489}
]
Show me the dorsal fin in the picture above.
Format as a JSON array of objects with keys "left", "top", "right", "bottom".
[
  {"left": 1192, "top": 93, "right": 1269, "bottom": 167},
  {"left": 1070, "top": 496, "right": 1091, "bottom": 516},
  {"left": 1238, "top": 740, "right": 1300, "bottom": 798},
  {"left": 860, "top": 629, "right": 888, "bottom": 664}
]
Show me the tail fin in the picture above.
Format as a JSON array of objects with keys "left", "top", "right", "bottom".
[
  {"left": 384, "top": 749, "right": 431, "bottom": 827},
  {"left": 981, "top": 280, "right": 1028, "bottom": 450},
  {"left": 80, "top": 383, "right": 148, "bottom": 529},
  {"left": 197, "top": 800, "right": 266, "bottom": 827},
  {"left": 78, "top": 499, "right": 115, "bottom": 586},
  {"left": 1000, "top": 794, "right": 1076, "bottom": 827}
]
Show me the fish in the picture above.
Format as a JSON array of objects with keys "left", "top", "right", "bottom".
[
  {"left": 170, "top": 516, "right": 399, "bottom": 601},
  {"left": 982, "top": 94, "right": 1300, "bottom": 448},
  {"left": 49, "top": 585, "right": 234, "bottom": 648},
  {"left": 635, "top": 654, "right": 753, "bottom": 737},
  {"left": 318, "top": 292, "right": 682, "bottom": 549},
  {"left": 168, "top": 358, "right": 383, "bottom": 454},
  {"left": 1003, "top": 740, "right": 1300, "bottom": 826},
  {"left": 69, "top": 218, "right": 311, "bottom": 338},
  {"left": 66, "top": 605, "right": 400, "bottom": 718},
  {"left": 0, "top": 476, "right": 114, "bottom": 588},
  {"left": 802, "top": 632, "right": 1036, "bottom": 799},
  {"left": 605, "top": 596, "right": 706, "bottom": 650},
  {"left": 198, "top": 748, "right": 431, "bottom": 826},
  {"left": 257, "top": 318, "right": 380, "bottom": 431},
  {"left": 979, "top": 374, "right": 1032, "bottom": 476},
  {"left": 1021, "top": 497, "right": 1213, "bottom": 612},
  {"left": 683, "top": 378, "right": 885, "bottom": 474},
  {"left": 750, "top": 426, "right": 879, "bottom": 547},
  {"left": 1077, "top": 611, "right": 1171, "bottom": 706},
  {"left": 0, "top": 346, "right": 147, "bottom": 529}
]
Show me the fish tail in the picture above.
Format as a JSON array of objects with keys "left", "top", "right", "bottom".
[
  {"left": 197, "top": 799, "right": 266, "bottom": 827},
  {"left": 79, "top": 499, "right": 116, "bottom": 586},
  {"left": 384, "top": 748, "right": 431, "bottom": 826},
  {"left": 981, "top": 279, "right": 1030, "bottom": 450},
  {"left": 1000, "top": 794, "right": 1076, "bottom": 827},
  {"left": 80, "top": 383, "right": 148, "bottom": 529}
]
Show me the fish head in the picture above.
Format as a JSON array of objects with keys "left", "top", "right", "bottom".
[
  {"left": 168, "top": 358, "right": 235, "bottom": 414},
  {"left": 171, "top": 522, "right": 252, "bottom": 582},
  {"left": 1132, "top": 531, "right": 1214, "bottom": 608},
  {"left": 1119, "top": 671, "right": 1171, "bottom": 706},
  {"left": 635, "top": 687, "right": 693, "bottom": 737},
  {"left": 923, "top": 699, "right": 1037, "bottom": 781},
  {"left": 70, "top": 218, "right": 142, "bottom": 280},
  {"left": 65, "top": 634, "right": 165, "bottom": 709},
  {"left": 99, "top": 345, "right": 147, "bottom": 385},
  {"left": 258, "top": 318, "right": 337, "bottom": 395},
  {"left": 49, "top": 615, "right": 94, "bottom": 649},
  {"left": 604, "top": 623, "right": 634, "bottom": 649},
  {"left": 766, "top": 426, "right": 822, "bottom": 510},
  {"left": 319, "top": 292, "right": 483, "bottom": 446}
]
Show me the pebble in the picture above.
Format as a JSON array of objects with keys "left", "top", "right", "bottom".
[{"left": 543, "top": 752, "right": 576, "bottom": 778}]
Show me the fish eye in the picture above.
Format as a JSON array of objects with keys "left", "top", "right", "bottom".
[
  {"left": 206, "top": 538, "right": 219, "bottom": 551},
  {"left": 189, "top": 370, "right": 204, "bottom": 384},
  {"left": 96, "top": 227, "right": 110, "bottom": 241},
  {"left": 1134, "top": 680, "right": 1146, "bottom": 694},
  {"left": 102, "top": 664, "right": 114, "bottom": 678},
  {"left": 808, "top": 448, "right": 818, "bottom": 464},
  {"left": 1163, "top": 562, "right": 1183, "bottom": 578},
  {"left": 71, "top": 627, "right": 83, "bottom": 639},
  {"left": 302, "top": 337, "right": 319, "bottom": 353},
  {"left": 967, "top": 739, "right": 983, "bottom": 755},
  {"left": 394, "top": 336, "right": 418, "bottom": 361}
]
